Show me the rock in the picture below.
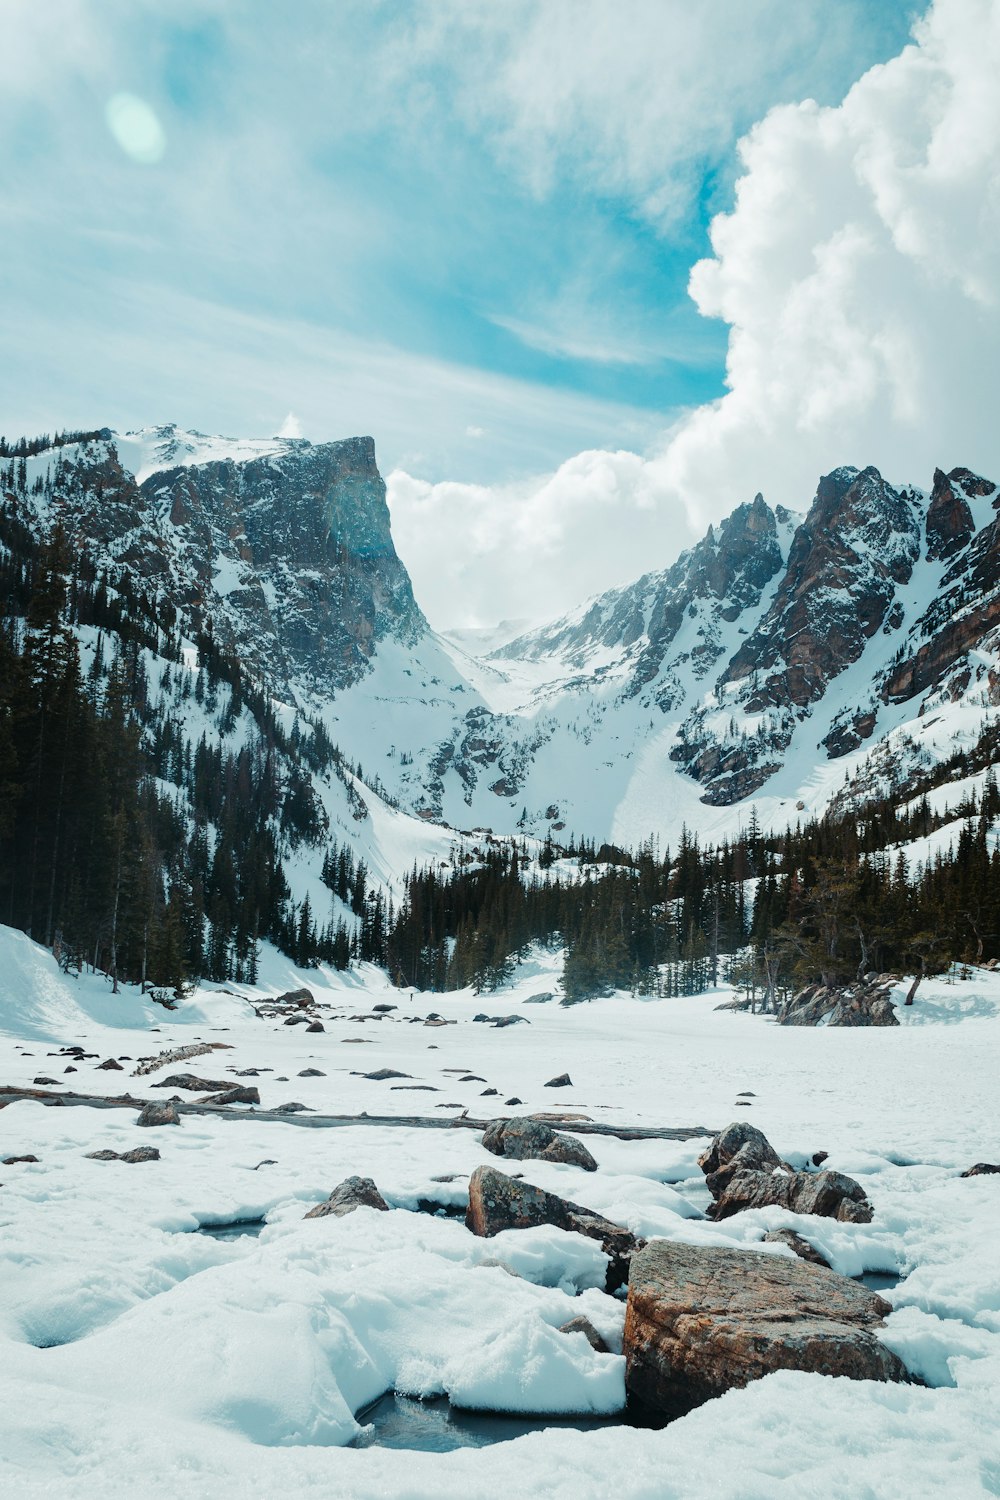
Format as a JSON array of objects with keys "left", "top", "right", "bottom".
[
  {"left": 2, "top": 1154, "right": 39, "bottom": 1165},
  {"left": 254, "top": 1160, "right": 277, "bottom": 1169},
  {"left": 274, "top": 1102, "right": 309, "bottom": 1113},
  {"left": 306, "top": 1021, "right": 325, "bottom": 1033},
  {"left": 64, "top": 1065, "right": 77, "bottom": 1072},
  {"left": 763, "top": 1228, "right": 831, "bottom": 1267},
  {"left": 473, "top": 1013, "right": 491, "bottom": 1023},
  {"left": 481, "top": 1116, "right": 597, "bottom": 1171},
  {"left": 812, "top": 1151, "right": 830, "bottom": 1167},
  {"left": 558, "top": 1316, "right": 611, "bottom": 1354},
  {"left": 480, "top": 1087, "right": 499, "bottom": 1096},
  {"left": 424, "top": 1017, "right": 454, "bottom": 1027},
  {"left": 298, "top": 1068, "right": 325, "bottom": 1077},
  {"left": 305, "top": 1175, "right": 390, "bottom": 1219},
  {"left": 276, "top": 987, "right": 314, "bottom": 1008},
  {"left": 624, "top": 1241, "right": 909, "bottom": 1420},
  {"left": 157, "top": 1073, "right": 236, "bottom": 1092},
  {"left": 136, "top": 1101, "right": 180, "bottom": 1127},
  {"left": 97, "top": 1058, "right": 123, "bottom": 1071},
  {"left": 540, "top": 1135, "right": 599, "bottom": 1171},
  {"left": 32, "top": 1076, "right": 58, "bottom": 1086},
  {"left": 698, "top": 1121, "right": 786, "bottom": 1195},
  {"left": 544, "top": 1073, "right": 573, "bottom": 1088},
  {"left": 961, "top": 1162, "right": 1000, "bottom": 1177},
  {"left": 699, "top": 1122, "right": 873, "bottom": 1223},
  {"left": 363, "top": 1068, "right": 411, "bottom": 1081},
  {"left": 712, "top": 1166, "right": 874, "bottom": 1224},
  {"left": 523, "top": 992, "right": 554, "bottom": 1004},
  {"left": 466, "top": 1165, "right": 637, "bottom": 1290},
  {"left": 198, "top": 1086, "right": 260, "bottom": 1106},
  {"left": 283, "top": 1016, "right": 310, "bottom": 1027},
  {"left": 86, "top": 1146, "right": 160, "bottom": 1163},
  {"left": 459, "top": 1074, "right": 486, "bottom": 1082},
  {"left": 492, "top": 1015, "right": 527, "bottom": 1027},
  {"left": 505, "top": 1096, "right": 523, "bottom": 1106},
  {"left": 372, "top": 1004, "right": 397, "bottom": 1013}
]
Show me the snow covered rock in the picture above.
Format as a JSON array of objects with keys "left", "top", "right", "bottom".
[
  {"left": 466, "top": 1165, "right": 637, "bottom": 1290},
  {"left": 304, "top": 1176, "right": 390, "bottom": 1219},
  {"left": 961, "top": 1162, "right": 1000, "bottom": 1177},
  {"left": 762, "top": 1229, "right": 831, "bottom": 1267},
  {"left": 558, "top": 1315, "right": 612, "bottom": 1354},
  {"left": 624, "top": 1241, "right": 909, "bottom": 1420}
]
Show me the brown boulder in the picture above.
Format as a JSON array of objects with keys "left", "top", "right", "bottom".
[
  {"left": 624, "top": 1240, "right": 909, "bottom": 1420},
  {"left": 304, "top": 1175, "right": 390, "bottom": 1219},
  {"left": 698, "top": 1120, "right": 787, "bottom": 1195},
  {"left": 276, "top": 988, "right": 314, "bottom": 1008},
  {"left": 466, "top": 1165, "right": 637, "bottom": 1290},
  {"left": 136, "top": 1101, "right": 180, "bottom": 1127}
]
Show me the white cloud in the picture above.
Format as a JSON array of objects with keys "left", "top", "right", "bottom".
[
  {"left": 278, "top": 411, "right": 303, "bottom": 439},
  {"left": 392, "top": 0, "right": 1000, "bottom": 628}
]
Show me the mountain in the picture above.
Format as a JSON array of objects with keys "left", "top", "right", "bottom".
[{"left": 4, "top": 426, "right": 1000, "bottom": 864}]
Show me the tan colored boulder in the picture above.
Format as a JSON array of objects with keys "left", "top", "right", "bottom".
[{"left": 624, "top": 1240, "right": 909, "bottom": 1419}]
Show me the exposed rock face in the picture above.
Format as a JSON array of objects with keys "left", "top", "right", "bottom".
[
  {"left": 926, "top": 467, "right": 976, "bottom": 561},
  {"left": 699, "top": 1123, "right": 873, "bottom": 1223},
  {"left": 466, "top": 1165, "right": 638, "bottom": 1290},
  {"left": 136, "top": 1101, "right": 180, "bottom": 1127},
  {"left": 304, "top": 1175, "right": 390, "bottom": 1218},
  {"left": 725, "top": 467, "right": 921, "bottom": 710},
  {"left": 624, "top": 1241, "right": 909, "bottom": 1419},
  {"left": 16, "top": 430, "right": 423, "bottom": 701},
  {"left": 777, "top": 978, "right": 899, "bottom": 1028},
  {"left": 481, "top": 1117, "right": 598, "bottom": 1172}
]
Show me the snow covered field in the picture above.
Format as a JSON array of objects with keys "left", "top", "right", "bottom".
[{"left": 2, "top": 925, "right": 999, "bottom": 1498}]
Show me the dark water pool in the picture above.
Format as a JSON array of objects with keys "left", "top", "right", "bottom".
[
  {"left": 856, "top": 1270, "right": 902, "bottom": 1291},
  {"left": 196, "top": 1218, "right": 266, "bottom": 1241},
  {"left": 351, "top": 1393, "right": 630, "bottom": 1452}
]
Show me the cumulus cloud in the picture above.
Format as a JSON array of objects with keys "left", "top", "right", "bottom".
[{"left": 393, "top": 0, "right": 1000, "bottom": 628}]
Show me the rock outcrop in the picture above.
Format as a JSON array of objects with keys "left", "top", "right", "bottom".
[
  {"left": 304, "top": 1175, "right": 390, "bottom": 1218},
  {"left": 466, "top": 1165, "right": 638, "bottom": 1290},
  {"left": 698, "top": 1123, "right": 873, "bottom": 1223},
  {"left": 624, "top": 1241, "right": 909, "bottom": 1419}
]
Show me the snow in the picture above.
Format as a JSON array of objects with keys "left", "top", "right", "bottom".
[{"left": 2, "top": 927, "right": 1000, "bottom": 1496}]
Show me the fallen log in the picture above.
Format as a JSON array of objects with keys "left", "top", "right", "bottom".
[{"left": 0, "top": 1084, "right": 713, "bottom": 1141}]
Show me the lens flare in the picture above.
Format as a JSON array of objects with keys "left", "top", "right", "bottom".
[{"left": 105, "top": 93, "right": 166, "bottom": 164}]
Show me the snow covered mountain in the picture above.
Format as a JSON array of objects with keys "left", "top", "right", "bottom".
[{"left": 5, "top": 426, "right": 1000, "bottom": 862}]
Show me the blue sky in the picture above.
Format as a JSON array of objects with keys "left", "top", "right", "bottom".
[{"left": 1, "top": 1, "right": 917, "bottom": 486}]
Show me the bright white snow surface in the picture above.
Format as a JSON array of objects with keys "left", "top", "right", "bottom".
[{"left": 1, "top": 926, "right": 999, "bottom": 1498}]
